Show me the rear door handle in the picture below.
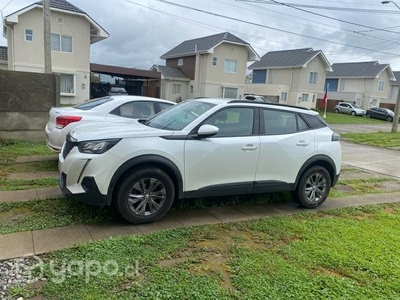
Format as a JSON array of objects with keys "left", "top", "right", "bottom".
[
  {"left": 296, "top": 140, "right": 309, "bottom": 147},
  {"left": 242, "top": 144, "right": 258, "bottom": 151}
]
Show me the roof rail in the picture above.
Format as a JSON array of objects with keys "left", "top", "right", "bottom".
[{"left": 228, "top": 100, "right": 310, "bottom": 111}]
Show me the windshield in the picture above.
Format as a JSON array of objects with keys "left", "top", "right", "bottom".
[
  {"left": 145, "top": 100, "right": 216, "bottom": 130},
  {"left": 73, "top": 96, "right": 112, "bottom": 110}
]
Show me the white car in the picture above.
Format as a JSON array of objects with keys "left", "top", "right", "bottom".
[
  {"left": 59, "top": 98, "right": 342, "bottom": 224},
  {"left": 45, "top": 95, "right": 174, "bottom": 152}
]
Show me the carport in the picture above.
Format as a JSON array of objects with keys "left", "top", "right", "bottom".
[{"left": 90, "top": 63, "right": 161, "bottom": 98}]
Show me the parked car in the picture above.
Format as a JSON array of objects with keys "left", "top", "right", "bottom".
[
  {"left": 333, "top": 102, "right": 365, "bottom": 116},
  {"left": 108, "top": 86, "right": 128, "bottom": 96},
  {"left": 365, "top": 107, "right": 398, "bottom": 122},
  {"left": 244, "top": 94, "right": 268, "bottom": 102},
  {"left": 45, "top": 96, "right": 174, "bottom": 152},
  {"left": 59, "top": 98, "right": 342, "bottom": 224}
]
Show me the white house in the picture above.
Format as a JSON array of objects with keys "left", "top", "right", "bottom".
[{"left": 3, "top": 0, "right": 109, "bottom": 104}]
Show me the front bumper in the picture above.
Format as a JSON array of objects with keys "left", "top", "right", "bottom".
[{"left": 60, "top": 172, "right": 107, "bottom": 206}]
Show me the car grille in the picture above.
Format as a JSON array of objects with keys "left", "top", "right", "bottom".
[{"left": 62, "top": 133, "right": 78, "bottom": 159}]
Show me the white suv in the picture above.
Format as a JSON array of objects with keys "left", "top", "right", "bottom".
[{"left": 59, "top": 99, "right": 342, "bottom": 224}]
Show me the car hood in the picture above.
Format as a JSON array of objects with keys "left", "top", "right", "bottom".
[{"left": 69, "top": 121, "right": 172, "bottom": 141}]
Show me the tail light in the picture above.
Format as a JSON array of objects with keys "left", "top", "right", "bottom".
[{"left": 56, "top": 116, "right": 82, "bottom": 129}]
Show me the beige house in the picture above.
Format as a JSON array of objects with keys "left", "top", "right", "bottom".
[
  {"left": 387, "top": 71, "right": 399, "bottom": 106},
  {"left": 323, "top": 61, "right": 395, "bottom": 109},
  {"left": 3, "top": 0, "right": 109, "bottom": 104},
  {"left": 151, "top": 32, "right": 259, "bottom": 102},
  {"left": 245, "top": 48, "right": 332, "bottom": 109}
]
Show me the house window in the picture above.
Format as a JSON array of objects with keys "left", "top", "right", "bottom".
[
  {"left": 309, "top": 72, "right": 318, "bottom": 84},
  {"left": 212, "top": 57, "right": 217, "bottom": 66},
  {"left": 223, "top": 87, "right": 238, "bottom": 98},
  {"left": 51, "top": 33, "right": 72, "bottom": 53},
  {"left": 378, "top": 81, "right": 384, "bottom": 91},
  {"left": 25, "top": 29, "right": 33, "bottom": 42},
  {"left": 224, "top": 59, "right": 237, "bottom": 73},
  {"left": 301, "top": 93, "right": 309, "bottom": 102},
  {"left": 190, "top": 85, "right": 194, "bottom": 93},
  {"left": 178, "top": 58, "right": 183, "bottom": 66},
  {"left": 390, "top": 85, "right": 399, "bottom": 99},
  {"left": 370, "top": 99, "right": 378, "bottom": 107},
  {"left": 60, "top": 74, "right": 74, "bottom": 94},
  {"left": 341, "top": 79, "right": 346, "bottom": 91},
  {"left": 356, "top": 98, "right": 362, "bottom": 106},
  {"left": 280, "top": 92, "right": 287, "bottom": 101},
  {"left": 268, "top": 70, "right": 275, "bottom": 84},
  {"left": 172, "top": 84, "right": 181, "bottom": 94}
]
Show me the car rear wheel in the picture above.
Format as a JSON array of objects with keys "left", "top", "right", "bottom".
[
  {"left": 351, "top": 111, "right": 356, "bottom": 116},
  {"left": 116, "top": 168, "right": 175, "bottom": 224},
  {"left": 387, "top": 116, "right": 393, "bottom": 122},
  {"left": 334, "top": 108, "right": 339, "bottom": 113},
  {"left": 366, "top": 113, "right": 371, "bottom": 118},
  {"left": 292, "top": 166, "right": 331, "bottom": 208}
]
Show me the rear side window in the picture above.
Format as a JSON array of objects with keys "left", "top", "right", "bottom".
[
  {"left": 263, "top": 109, "right": 297, "bottom": 135},
  {"left": 300, "top": 113, "right": 327, "bottom": 129},
  {"left": 159, "top": 102, "right": 174, "bottom": 111},
  {"left": 112, "top": 101, "right": 156, "bottom": 119},
  {"left": 74, "top": 97, "right": 112, "bottom": 110}
]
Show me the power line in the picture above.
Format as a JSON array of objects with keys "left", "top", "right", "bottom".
[
  {"left": 141, "top": 0, "right": 400, "bottom": 57},
  {"left": 0, "top": 0, "right": 15, "bottom": 12},
  {"left": 237, "top": 0, "right": 400, "bottom": 35}
]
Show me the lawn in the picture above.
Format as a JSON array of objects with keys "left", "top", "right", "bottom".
[
  {"left": 11, "top": 203, "right": 400, "bottom": 300},
  {"left": 318, "top": 111, "right": 384, "bottom": 124},
  {"left": 341, "top": 132, "right": 400, "bottom": 149}
]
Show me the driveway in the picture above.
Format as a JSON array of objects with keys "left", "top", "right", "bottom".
[{"left": 329, "top": 123, "right": 400, "bottom": 179}]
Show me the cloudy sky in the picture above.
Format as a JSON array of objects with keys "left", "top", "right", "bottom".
[{"left": 1, "top": 0, "right": 400, "bottom": 70}]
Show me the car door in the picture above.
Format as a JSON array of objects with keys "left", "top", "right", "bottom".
[
  {"left": 255, "top": 109, "right": 315, "bottom": 191},
  {"left": 184, "top": 107, "right": 260, "bottom": 195}
]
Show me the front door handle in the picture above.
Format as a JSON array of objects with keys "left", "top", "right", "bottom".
[
  {"left": 242, "top": 144, "right": 258, "bottom": 151},
  {"left": 296, "top": 140, "right": 309, "bottom": 147}
]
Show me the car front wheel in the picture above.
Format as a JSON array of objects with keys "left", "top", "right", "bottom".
[
  {"left": 292, "top": 166, "right": 331, "bottom": 208},
  {"left": 116, "top": 168, "right": 175, "bottom": 224}
]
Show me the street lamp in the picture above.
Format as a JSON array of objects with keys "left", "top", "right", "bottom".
[{"left": 382, "top": 0, "right": 400, "bottom": 133}]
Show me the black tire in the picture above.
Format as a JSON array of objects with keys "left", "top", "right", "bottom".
[
  {"left": 387, "top": 116, "right": 393, "bottom": 122},
  {"left": 292, "top": 166, "right": 331, "bottom": 209},
  {"left": 366, "top": 113, "right": 371, "bottom": 118},
  {"left": 116, "top": 168, "right": 175, "bottom": 224},
  {"left": 351, "top": 111, "right": 356, "bottom": 116},
  {"left": 334, "top": 108, "right": 339, "bottom": 114}
]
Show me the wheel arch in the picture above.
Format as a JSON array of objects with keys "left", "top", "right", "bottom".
[
  {"left": 106, "top": 155, "right": 183, "bottom": 205},
  {"left": 294, "top": 155, "right": 337, "bottom": 190}
]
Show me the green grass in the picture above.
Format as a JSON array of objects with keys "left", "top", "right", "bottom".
[
  {"left": 341, "top": 132, "right": 400, "bottom": 149},
  {"left": 0, "top": 178, "right": 58, "bottom": 191},
  {"left": 0, "top": 198, "right": 114, "bottom": 235},
  {"left": 11, "top": 203, "right": 400, "bottom": 300},
  {"left": 318, "top": 112, "right": 384, "bottom": 124}
]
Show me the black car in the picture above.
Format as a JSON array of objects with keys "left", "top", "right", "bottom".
[{"left": 365, "top": 107, "right": 397, "bottom": 122}]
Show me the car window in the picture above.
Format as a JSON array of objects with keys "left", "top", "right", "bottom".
[
  {"left": 300, "top": 113, "right": 327, "bottom": 129},
  {"left": 159, "top": 102, "right": 174, "bottom": 111},
  {"left": 203, "top": 108, "right": 254, "bottom": 137},
  {"left": 145, "top": 100, "right": 215, "bottom": 131},
  {"left": 297, "top": 115, "right": 310, "bottom": 131},
  {"left": 73, "top": 96, "right": 112, "bottom": 110},
  {"left": 246, "top": 96, "right": 255, "bottom": 101},
  {"left": 116, "top": 101, "right": 155, "bottom": 119},
  {"left": 263, "top": 109, "right": 297, "bottom": 135}
]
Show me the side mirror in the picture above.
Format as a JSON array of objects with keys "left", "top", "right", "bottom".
[{"left": 197, "top": 124, "right": 219, "bottom": 138}]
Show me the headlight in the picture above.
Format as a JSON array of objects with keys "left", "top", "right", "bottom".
[{"left": 78, "top": 139, "right": 121, "bottom": 154}]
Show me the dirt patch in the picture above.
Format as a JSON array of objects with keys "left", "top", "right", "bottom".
[
  {"left": 334, "top": 185, "right": 355, "bottom": 193},
  {"left": 339, "top": 169, "right": 384, "bottom": 181},
  {"left": 0, "top": 207, "right": 34, "bottom": 224},
  {"left": 377, "top": 181, "right": 400, "bottom": 192},
  {"left": 311, "top": 266, "right": 346, "bottom": 278}
]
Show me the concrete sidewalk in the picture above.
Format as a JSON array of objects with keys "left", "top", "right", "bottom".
[{"left": 1, "top": 192, "right": 400, "bottom": 261}]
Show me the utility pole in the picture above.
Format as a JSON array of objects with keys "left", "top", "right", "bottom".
[{"left": 43, "top": 0, "right": 52, "bottom": 74}]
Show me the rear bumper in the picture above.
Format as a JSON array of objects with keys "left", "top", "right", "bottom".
[{"left": 59, "top": 173, "right": 107, "bottom": 206}]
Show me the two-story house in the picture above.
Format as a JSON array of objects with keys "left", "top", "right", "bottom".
[
  {"left": 387, "top": 71, "right": 400, "bottom": 109},
  {"left": 151, "top": 32, "right": 259, "bottom": 102},
  {"left": 3, "top": 0, "right": 109, "bottom": 104},
  {"left": 324, "top": 61, "right": 395, "bottom": 109},
  {"left": 245, "top": 48, "right": 332, "bottom": 109}
]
